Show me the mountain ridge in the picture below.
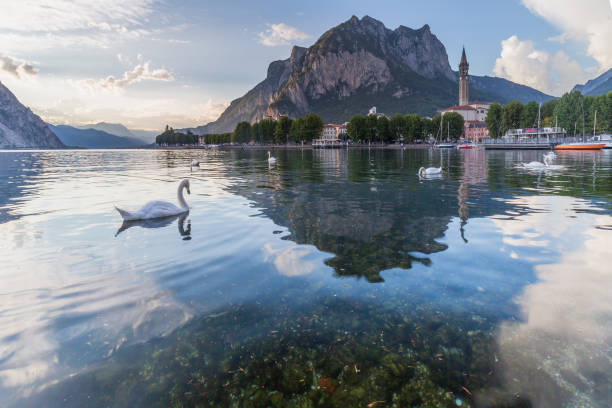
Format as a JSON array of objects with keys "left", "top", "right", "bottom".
[
  {"left": 572, "top": 68, "right": 612, "bottom": 96},
  {"left": 48, "top": 124, "right": 150, "bottom": 148},
  {"left": 182, "top": 15, "right": 552, "bottom": 135},
  {"left": 0, "top": 81, "right": 64, "bottom": 148}
]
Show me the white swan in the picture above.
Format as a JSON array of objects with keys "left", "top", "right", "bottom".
[
  {"left": 521, "top": 155, "right": 552, "bottom": 169},
  {"left": 115, "top": 179, "right": 190, "bottom": 221},
  {"left": 191, "top": 159, "right": 199, "bottom": 167},
  {"left": 267, "top": 151, "right": 277, "bottom": 164},
  {"left": 418, "top": 166, "right": 442, "bottom": 177}
]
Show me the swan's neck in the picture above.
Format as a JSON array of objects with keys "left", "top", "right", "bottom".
[{"left": 178, "top": 183, "right": 188, "bottom": 209}]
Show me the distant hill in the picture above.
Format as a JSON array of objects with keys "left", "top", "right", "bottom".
[
  {"left": 129, "top": 129, "right": 160, "bottom": 143},
  {"left": 77, "top": 122, "right": 135, "bottom": 138},
  {"left": 572, "top": 68, "right": 612, "bottom": 96},
  {"left": 49, "top": 124, "right": 149, "bottom": 148},
  {"left": 0, "top": 81, "right": 64, "bottom": 148},
  {"left": 182, "top": 15, "right": 552, "bottom": 135}
]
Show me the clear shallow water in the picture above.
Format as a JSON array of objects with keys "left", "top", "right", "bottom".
[{"left": 1, "top": 148, "right": 611, "bottom": 407}]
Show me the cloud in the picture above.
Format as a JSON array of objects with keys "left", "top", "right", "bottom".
[
  {"left": 0, "top": 55, "right": 37, "bottom": 78},
  {"left": 521, "top": 0, "right": 612, "bottom": 73},
  {"left": 0, "top": 0, "right": 158, "bottom": 52},
  {"left": 493, "top": 35, "right": 585, "bottom": 96},
  {"left": 258, "top": 23, "right": 310, "bottom": 46},
  {"left": 80, "top": 62, "right": 174, "bottom": 91}
]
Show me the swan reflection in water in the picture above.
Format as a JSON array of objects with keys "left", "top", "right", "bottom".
[{"left": 115, "top": 212, "right": 192, "bottom": 240}]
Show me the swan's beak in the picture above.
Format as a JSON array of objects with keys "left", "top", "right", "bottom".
[{"left": 187, "top": 187, "right": 191, "bottom": 194}]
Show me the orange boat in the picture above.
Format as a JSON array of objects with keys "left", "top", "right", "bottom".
[{"left": 554, "top": 143, "right": 605, "bottom": 150}]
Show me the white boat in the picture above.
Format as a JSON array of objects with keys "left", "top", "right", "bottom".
[{"left": 590, "top": 134, "right": 612, "bottom": 149}]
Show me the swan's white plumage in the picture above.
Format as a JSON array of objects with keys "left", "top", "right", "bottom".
[
  {"left": 267, "top": 151, "right": 276, "bottom": 164},
  {"left": 191, "top": 159, "right": 199, "bottom": 166},
  {"left": 418, "top": 166, "right": 442, "bottom": 177},
  {"left": 115, "top": 179, "right": 190, "bottom": 221}
]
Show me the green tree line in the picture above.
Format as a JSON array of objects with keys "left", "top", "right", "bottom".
[
  {"left": 231, "top": 113, "right": 325, "bottom": 144},
  {"left": 155, "top": 126, "right": 198, "bottom": 145},
  {"left": 485, "top": 91, "right": 612, "bottom": 138},
  {"left": 347, "top": 112, "right": 464, "bottom": 143}
]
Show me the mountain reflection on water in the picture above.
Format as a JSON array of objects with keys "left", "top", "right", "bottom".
[{"left": 1, "top": 149, "right": 611, "bottom": 407}]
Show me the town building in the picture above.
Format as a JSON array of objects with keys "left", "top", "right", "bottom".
[
  {"left": 439, "top": 48, "right": 492, "bottom": 139},
  {"left": 368, "top": 106, "right": 388, "bottom": 119},
  {"left": 464, "top": 121, "right": 489, "bottom": 142},
  {"left": 313, "top": 123, "right": 347, "bottom": 147}
]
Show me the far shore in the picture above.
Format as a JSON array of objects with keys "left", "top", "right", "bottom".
[{"left": 158, "top": 143, "right": 434, "bottom": 150}]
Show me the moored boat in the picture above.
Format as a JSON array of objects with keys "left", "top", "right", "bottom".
[
  {"left": 457, "top": 143, "right": 476, "bottom": 150},
  {"left": 437, "top": 143, "right": 454, "bottom": 149},
  {"left": 554, "top": 143, "right": 605, "bottom": 150},
  {"left": 590, "top": 134, "right": 612, "bottom": 149}
]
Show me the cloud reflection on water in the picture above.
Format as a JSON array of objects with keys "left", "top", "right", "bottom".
[{"left": 486, "top": 196, "right": 612, "bottom": 407}]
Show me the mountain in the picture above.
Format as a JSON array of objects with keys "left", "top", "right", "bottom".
[
  {"left": 49, "top": 124, "right": 149, "bottom": 148},
  {"left": 77, "top": 122, "right": 135, "bottom": 138},
  {"left": 572, "top": 68, "right": 612, "bottom": 96},
  {"left": 0, "top": 81, "right": 64, "bottom": 148},
  {"left": 184, "top": 15, "right": 552, "bottom": 135},
  {"left": 129, "top": 129, "right": 160, "bottom": 143}
]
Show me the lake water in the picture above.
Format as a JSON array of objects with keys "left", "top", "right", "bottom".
[{"left": 1, "top": 148, "right": 611, "bottom": 407}]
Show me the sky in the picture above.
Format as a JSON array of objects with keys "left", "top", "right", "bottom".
[{"left": 0, "top": 0, "right": 611, "bottom": 131}]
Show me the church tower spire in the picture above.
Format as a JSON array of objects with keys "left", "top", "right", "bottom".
[{"left": 459, "top": 47, "right": 469, "bottom": 106}]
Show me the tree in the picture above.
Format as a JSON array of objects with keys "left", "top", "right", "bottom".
[
  {"left": 289, "top": 118, "right": 304, "bottom": 142},
  {"left": 232, "top": 121, "right": 251, "bottom": 143},
  {"left": 302, "top": 113, "right": 324, "bottom": 142},
  {"left": 376, "top": 116, "right": 391, "bottom": 143},
  {"left": 419, "top": 117, "right": 433, "bottom": 140},
  {"left": 503, "top": 100, "right": 523, "bottom": 133},
  {"left": 259, "top": 119, "right": 276, "bottom": 143},
  {"left": 347, "top": 115, "right": 366, "bottom": 142},
  {"left": 365, "top": 114, "right": 378, "bottom": 142},
  {"left": 389, "top": 114, "right": 406, "bottom": 142},
  {"left": 485, "top": 103, "right": 503, "bottom": 138},
  {"left": 405, "top": 114, "right": 422, "bottom": 142},
  {"left": 521, "top": 101, "right": 539, "bottom": 128},
  {"left": 444, "top": 112, "right": 464, "bottom": 139},
  {"left": 274, "top": 116, "right": 293, "bottom": 144},
  {"left": 553, "top": 91, "right": 584, "bottom": 136}
]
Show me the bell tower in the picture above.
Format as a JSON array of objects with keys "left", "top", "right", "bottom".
[{"left": 459, "top": 47, "right": 469, "bottom": 106}]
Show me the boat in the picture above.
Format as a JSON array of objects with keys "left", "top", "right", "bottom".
[
  {"left": 555, "top": 143, "right": 605, "bottom": 150},
  {"left": 434, "top": 117, "right": 455, "bottom": 149},
  {"left": 457, "top": 142, "right": 476, "bottom": 150},
  {"left": 590, "top": 134, "right": 612, "bottom": 149},
  {"left": 555, "top": 106, "right": 605, "bottom": 150}
]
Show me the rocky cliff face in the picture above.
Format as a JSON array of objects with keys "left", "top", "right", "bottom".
[
  {"left": 187, "top": 15, "right": 551, "bottom": 135},
  {"left": 0, "top": 81, "right": 63, "bottom": 148}
]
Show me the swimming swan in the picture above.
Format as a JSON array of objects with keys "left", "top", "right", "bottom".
[
  {"left": 191, "top": 159, "right": 199, "bottom": 167},
  {"left": 521, "top": 155, "right": 552, "bottom": 169},
  {"left": 267, "top": 151, "right": 276, "bottom": 164},
  {"left": 418, "top": 166, "right": 442, "bottom": 177},
  {"left": 115, "top": 179, "right": 190, "bottom": 221}
]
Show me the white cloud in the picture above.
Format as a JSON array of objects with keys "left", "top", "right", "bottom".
[
  {"left": 493, "top": 35, "right": 585, "bottom": 96},
  {"left": 0, "top": 0, "right": 157, "bottom": 32},
  {"left": 0, "top": 55, "right": 37, "bottom": 78},
  {"left": 79, "top": 62, "right": 174, "bottom": 91},
  {"left": 258, "top": 23, "right": 310, "bottom": 46},
  {"left": 0, "top": 0, "right": 158, "bottom": 52},
  {"left": 521, "top": 0, "right": 612, "bottom": 73}
]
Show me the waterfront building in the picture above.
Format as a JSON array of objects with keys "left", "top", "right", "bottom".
[
  {"left": 313, "top": 124, "right": 347, "bottom": 147},
  {"left": 464, "top": 121, "right": 489, "bottom": 142}
]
